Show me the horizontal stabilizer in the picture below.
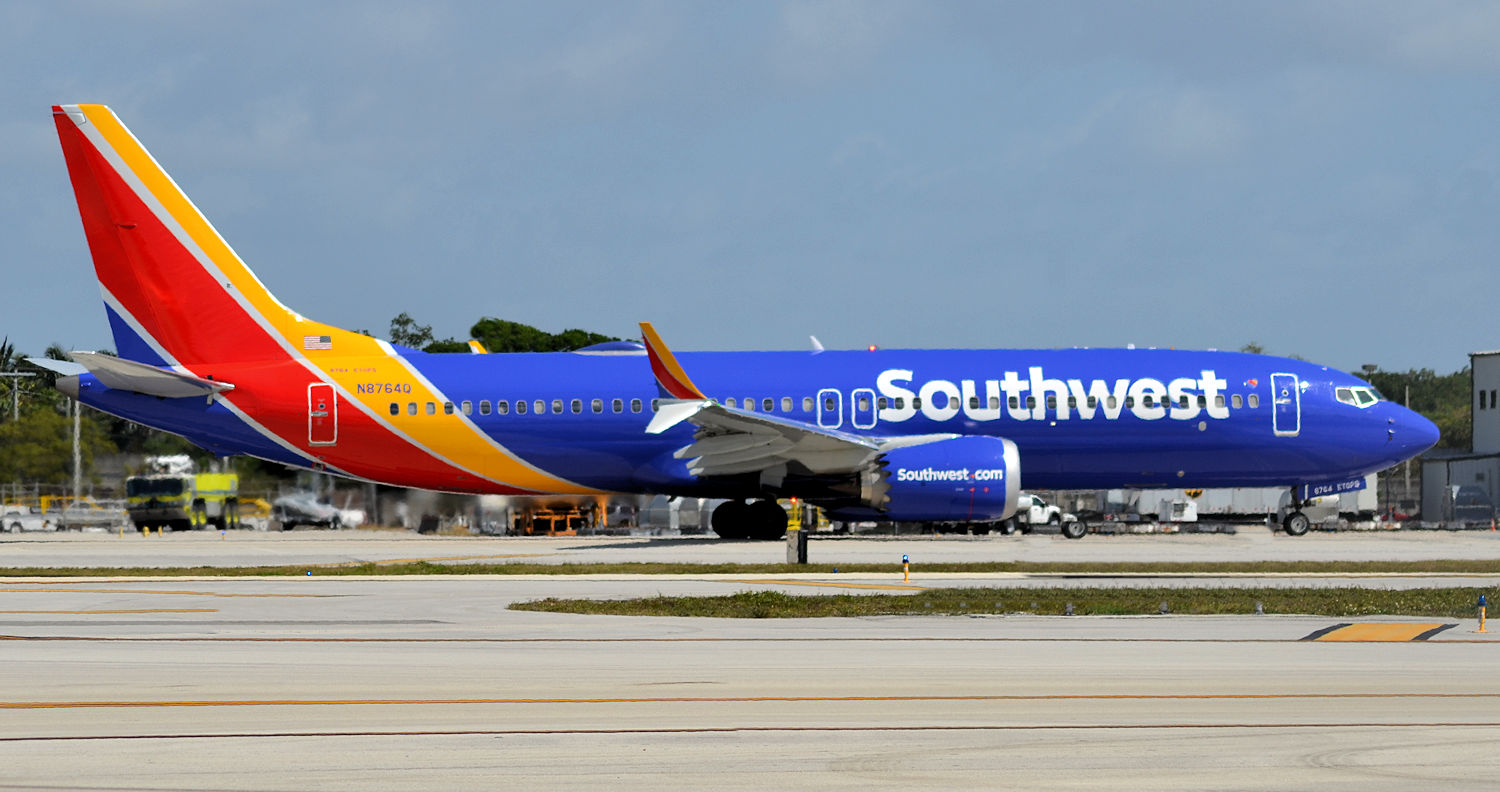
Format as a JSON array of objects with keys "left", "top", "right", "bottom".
[{"left": 45, "top": 352, "right": 234, "bottom": 398}]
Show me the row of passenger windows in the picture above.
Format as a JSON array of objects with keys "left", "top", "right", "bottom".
[
  {"left": 388, "top": 398, "right": 653, "bottom": 417},
  {"left": 385, "top": 392, "right": 1261, "bottom": 418}
]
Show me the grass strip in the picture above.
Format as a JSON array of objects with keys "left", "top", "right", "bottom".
[
  {"left": 2, "top": 560, "right": 1500, "bottom": 578},
  {"left": 510, "top": 587, "right": 1498, "bottom": 619}
]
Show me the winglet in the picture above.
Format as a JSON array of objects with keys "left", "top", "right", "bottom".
[
  {"left": 640, "top": 322, "right": 706, "bottom": 400},
  {"left": 467, "top": 339, "right": 489, "bottom": 354}
]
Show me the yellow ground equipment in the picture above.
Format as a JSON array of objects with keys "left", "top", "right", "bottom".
[{"left": 124, "top": 472, "right": 240, "bottom": 532}]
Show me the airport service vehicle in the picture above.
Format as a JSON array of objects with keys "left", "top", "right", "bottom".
[
  {"left": 34, "top": 104, "right": 1441, "bottom": 540},
  {"left": 270, "top": 492, "right": 342, "bottom": 531},
  {"left": 125, "top": 470, "right": 240, "bottom": 531},
  {"left": 2, "top": 506, "right": 50, "bottom": 533}
]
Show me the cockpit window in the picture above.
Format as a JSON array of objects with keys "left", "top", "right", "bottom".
[{"left": 1337, "top": 386, "right": 1381, "bottom": 408}]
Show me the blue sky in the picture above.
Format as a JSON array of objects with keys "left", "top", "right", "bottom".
[{"left": 3, "top": 1, "right": 1498, "bottom": 372}]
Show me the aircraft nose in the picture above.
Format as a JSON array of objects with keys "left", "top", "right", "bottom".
[{"left": 1390, "top": 407, "right": 1440, "bottom": 460}]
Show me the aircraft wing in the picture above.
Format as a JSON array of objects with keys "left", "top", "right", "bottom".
[
  {"left": 647, "top": 399, "right": 955, "bottom": 476},
  {"left": 639, "top": 322, "right": 954, "bottom": 478}
]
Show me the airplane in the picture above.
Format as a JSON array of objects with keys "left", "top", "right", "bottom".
[{"left": 34, "top": 104, "right": 1440, "bottom": 540}]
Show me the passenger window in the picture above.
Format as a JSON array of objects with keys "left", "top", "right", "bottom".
[
  {"left": 1008, "top": 396, "right": 1019, "bottom": 409},
  {"left": 990, "top": 396, "right": 1000, "bottom": 409},
  {"left": 823, "top": 397, "right": 836, "bottom": 411},
  {"left": 1231, "top": 394, "right": 1242, "bottom": 409},
  {"left": 651, "top": 399, "right": 660, "bottom": 412},
  {"left": 878, "top": 397, "right": 889, "bottom": 409},
  {"left": 1026, "top": 396, "right": 1037, "bottom": 409},
  {"left": 479, "top": 400, "right": 491, "bottom": 415},
  {"left": 1086, "top": 396, "right": 1097, "bottom": 408},
  {"left": 498, "top": 400, "right": 509, "bottom": 415},
  {"left": 969, "top": 396, "right": 980, "bottom": 409},
  {"left": 1214, "top": 395, "right": 1225, "bottom": 409},
  {"left": 912, "top": 397, "right": 923, "bottom": 410},
  {"left": 726, "top": 397, "right": 737, "bottom": 408},
  {"left": 442, "top": 402, "right": 453, "bottom": 415},
  {"left": 1046, "top": 396, "right": 1057, "bottom": 410},
  {"left": 744, "top": 399, "right": 756, "bottom": 412},
  {"left": 631, "top": 398, "right": 642, "bottom": 413},
  {"left": 1142, "top": 396, "right": 1154, "bottom": 408},
  {"left": 612, "top": 398, "right": 623, "bottom": 413},
  {"left": 858, "top": 396, "right": 870, "bottom": 411},
  {"left": 1179, "top": 396, "right": 1189, "bottom": 408},
  {"left": 534, "top": 399, "right": 545, "bottom": 414},
  {"left": 782, "top": 397, "right": 793, "bottom": 412},
  {"left": 407, "top": 402, "right": 417, "bottom": 415},
  {"left": 763, "top": 398, "right": 774, "bottom": 411},
  {"left": 893, "top": 397, "right": 904, "bottom": 409},
  {"left": 426, "top": 402, "right": 436, "bottom": 415},
  {"left": 1124, "top": 397, "right": 1135, "bottom": 408},
  {"left": 1106, "top": 396, "right": 1116, "bottom": 409},
  {"left": 570, "top": 399, "right": 582, "bottom": 413},
  {"left": 461, "top": 401, "right": 472, "bottom": 415},
  {"left": 1248, "top": 394, "right": 1260, "bottom": 408},
  {"left": 389, "top": 403, "right": 399, "bottom": 416},
  {"left": 1067, "top": 397, "right": 1077, "bottom": 408},
  {"left": 553, "top": 400, "right": 564, "bottom": 414},
  {"left": 515, "top": 400, "right": 526, "bottom": 415},
  {"left": 803, "top": 397, "right": 814, "bottom": 412}
]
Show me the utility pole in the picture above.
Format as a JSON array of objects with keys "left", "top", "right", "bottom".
[
  {"left": 72, "top": 399, "right": 81, "bottom": 506},
  {"left": 0, "top": 372, "right": 36, "bottom": 420}
]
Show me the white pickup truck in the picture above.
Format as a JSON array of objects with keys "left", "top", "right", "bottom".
[
  {"left": 1002, "top": 493, "right": 1081, "bottom": 536},
  {"left": 2, "top": 506, "right": 52, "bottom": 533}
]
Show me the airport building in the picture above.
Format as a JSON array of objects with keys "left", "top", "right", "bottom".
[{"left": 1420, "top": 351, "right": 1500, "bottom": 526}]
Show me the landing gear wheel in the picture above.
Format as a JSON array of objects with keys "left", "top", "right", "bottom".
[
  {"left": 999, "top": 519, "right": 1017, "bottom": 536},
  {"left": 1283, "top": 510, "right": 1310, "bottom": 537},
  {"left": 1060, "top": 520, "right": 1087, "bottom": 540},
  {"left": 747, "top": 500, "right": 787, "bottom": 541},
  {"left": 711, "top": 501, "right": 751, "bottom": 539}
]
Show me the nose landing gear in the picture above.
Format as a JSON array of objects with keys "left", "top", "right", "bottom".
[{"left": 1282, "top": 489, "right": 1310, "bottom": 536}]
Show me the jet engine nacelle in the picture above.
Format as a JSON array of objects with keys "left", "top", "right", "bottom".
[{"left": 874, "top": 436, "right": 1021, "bottom": 522}]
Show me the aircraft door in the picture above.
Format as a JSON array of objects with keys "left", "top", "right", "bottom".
[
  {"left": 817, "top": 388, "right": 842, "bottom": 429},
  {"left": 308, "top": 382, "right": 338, "bottom": 445},
  {"left": 851, "top": 388, "right": 877, "bottom": 429},
  {"left": 1270, "top": 373, "right": 1300, "bottom": 437}
]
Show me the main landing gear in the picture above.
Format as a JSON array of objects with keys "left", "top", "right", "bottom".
[
  {"left": 1282, "top": 489, "right": 1310, "bottom": 537},
  {"left": 711, "top": 500, "right": 788, "bottom": 541}
]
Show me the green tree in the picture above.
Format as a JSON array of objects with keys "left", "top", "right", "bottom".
[
  {"left": 0, "top": 404, "right": 116, "bottom": 484},
  {"left": 469, "top": 317, "right": 617, "bottom": 353}
]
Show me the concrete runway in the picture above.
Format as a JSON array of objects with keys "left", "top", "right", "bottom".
[
  {"left": 6, "top": 524, "right": 1500, "bottom": 568},
  {"left": 1, "top": 570, "right": 1498, "bottom": 790}
]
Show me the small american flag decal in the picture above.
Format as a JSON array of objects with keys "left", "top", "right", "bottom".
[{"left": 303, "top": 335, "right": 332, "bottom": 350}]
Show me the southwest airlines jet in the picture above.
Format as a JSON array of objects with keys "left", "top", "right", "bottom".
[{"left": 37, "top": 104, "right": 1439, "bottom": 540}]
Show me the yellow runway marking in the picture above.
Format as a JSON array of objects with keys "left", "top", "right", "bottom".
[
  {"left": 3, "top": 692, "right": 1497, "bottom": 710},
  {"left": 733, "top": 579, "right": 927, "bottom": 591},
  {"left": 9, "top": 722, "right": 1500, "bottom": 742},
  {"left": 0, "top": 609, "right": 217, "bottom": 615},
  {"left": 0, "top": 588, "right": 332, "bottom": 599},
  {"left": 1305, "top": 623, "right": 1456, "bottom": 642}
]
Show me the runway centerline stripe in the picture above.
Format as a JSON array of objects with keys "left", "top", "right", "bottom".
[
  {"left": 1304, "top": 623, "right": 1456, "bottom": 642},
  {"left": 6, "top": 722, "right": 1500, "bottom": 742},
  {"left": 732, "top": 579, "right": 928, "bottom": 591},
  {"left": 0, "top": 609, "right": 216, "bottom": 615},
  {"left": 4, "top": 692, "right": 1497, "bottom": 709},
  {"left": 0, "top": 588, "right": 333, "bottom": 598}
]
